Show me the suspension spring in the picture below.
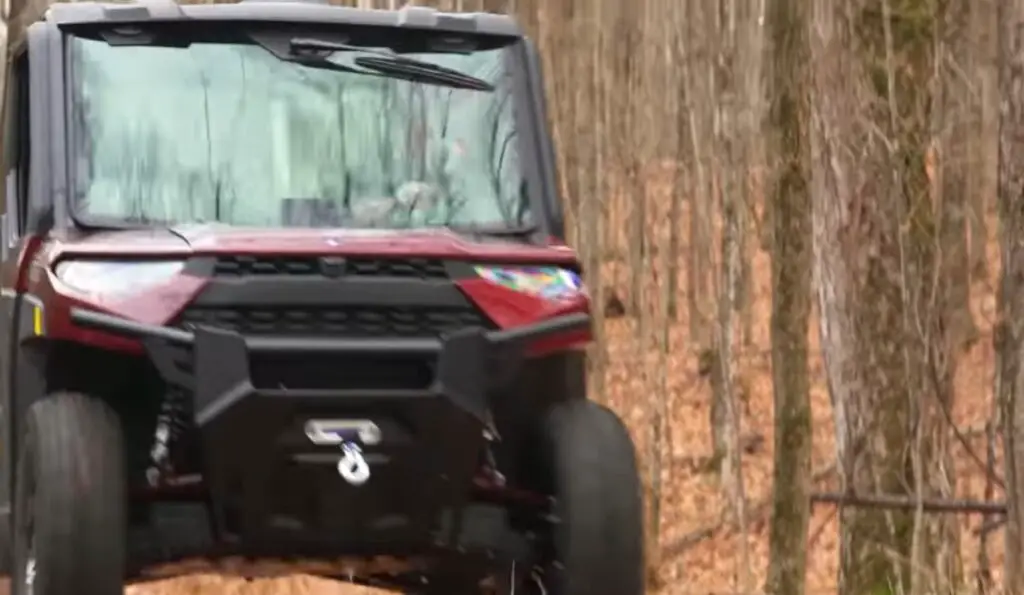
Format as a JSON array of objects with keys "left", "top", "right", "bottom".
[{"left": 147, "top": 387, "right": 192, "bottom": 486}]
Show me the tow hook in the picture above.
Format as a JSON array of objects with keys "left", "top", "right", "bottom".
[
  {"left": 337, "top": 442, "right": 371, "bottom": 486},
  {"left": 304, "top": 419, "right": 380, "bottom": 486}
]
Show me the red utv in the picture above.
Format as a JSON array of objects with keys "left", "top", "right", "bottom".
[{"left": 0, "top": 1, "right": 644, "bottom": 594}]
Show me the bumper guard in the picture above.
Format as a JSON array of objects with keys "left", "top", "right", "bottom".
[
  {"left": 69, "top": 307, "right": 589, "bottom": 547},
  {"left": 69, "top": 307, "right": 590, "bottom": 428}
]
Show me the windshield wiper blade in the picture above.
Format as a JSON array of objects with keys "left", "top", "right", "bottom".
[
  {"left": 288, "top": 37, "right": 494, "bottom": 91},
  {"left": 352, "top": 55, "right": 494, "bottom": 91}
]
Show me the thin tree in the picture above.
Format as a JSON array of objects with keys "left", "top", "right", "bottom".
[
  {"left": 810, "top": 0, "right": 960, "bottom": 592},
  {"left": 764, "top": 0, "right": 812, "bottom": 591},
  {"left": 968, "top": 0, "right": 997, "bottom": 279},
  {"left": 935, "top": 0, "right": 978, "bottom": 350},
  {"left": 995, "top": 0, "right": 1024, "bottom": 589},
  {"left": 682, "top": 0, "right": 716, "bottom": 355}
]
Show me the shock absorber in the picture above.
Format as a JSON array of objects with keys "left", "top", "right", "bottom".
[{"left": 147, "top": 387, "right": 192, "bottom": 486}]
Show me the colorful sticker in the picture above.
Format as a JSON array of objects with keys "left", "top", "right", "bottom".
[{"left": 474, "top": 266, "right": 584, "bottom": 300}]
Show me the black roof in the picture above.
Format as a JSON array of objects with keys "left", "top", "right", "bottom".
[{"left": 43, "top": 0, "right": 522, "bottom": 36}]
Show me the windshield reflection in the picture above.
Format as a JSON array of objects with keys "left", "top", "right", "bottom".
[{"left": 69, "top": 36, "right": 529, "bottom": 230}]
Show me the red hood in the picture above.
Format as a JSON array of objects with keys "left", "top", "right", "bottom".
[
  {"left": 32, "top": 225, "right": 589, "bottom": 357},
  {"left": 46, "top": 225, "right": 578, "bottom": 263}
]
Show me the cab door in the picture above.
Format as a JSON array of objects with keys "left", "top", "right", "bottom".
[{"left": 0, "top": 45, "right": 31, "bottom": 557}]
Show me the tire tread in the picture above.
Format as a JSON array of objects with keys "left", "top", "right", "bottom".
[
  {"left": 13, "top": 392, "right": 125, "bottom": 595},
  {"left": 545, "top": 400, "right": 644, "bottom": 595}
]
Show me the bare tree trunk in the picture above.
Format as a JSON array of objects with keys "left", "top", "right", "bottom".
[
  {"left": 936, "top": 0, "right": 979, "bottom": 351},
  {"left": 764, "top": 0, "right": 812, "bottom": 592},
  {"left": 735, "top": 0, "right": 766, "bottom": 350},
  {"left": 809, "top": 0, "right": 861, "bottom": 515},
  {"left": 969, "top": 0, "right": 997, "bottom": 280},
  {"left": 684, "top": 0, "right": 716, "bottom": 355},
  {"left": 619, "top": 0, "right": 644, "bottom": 319},
  {"left": 914, "top": 2, "right": 966, "bottom": 589},
  {"left": 716, "top": 165, "right": 752, "bottom": 593},
  {"left": 584, "top": 0, "right": 608, "bottom": 404},
  {"left": 811, "top": 0, "right": 958, "bottom": 592},
  {"left": 709, "top": 3, "right": 750, "bottom": 590},
  {"left": 708, "top": 0, "right": 731, "bottom": 470},
  {"left": 997, "top": 1, "right": 1024, "bottom": 590},
  {"left": 667, "top": 106, "right": 686, "bottom": 322}
]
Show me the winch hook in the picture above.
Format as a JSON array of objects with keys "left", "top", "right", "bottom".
[{"left": 338, "top": 442, "right": 371, "bottom": 486}]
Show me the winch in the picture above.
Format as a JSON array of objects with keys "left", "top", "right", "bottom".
[{"left": 304, "top": 419, "right": 383, "bottom": 486}]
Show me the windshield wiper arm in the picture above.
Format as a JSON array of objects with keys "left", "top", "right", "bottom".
[
  {"left": 289, "top": 38, "right": 392, "bottom": 55},
  {"left": 288, "top": 38, "right": 494, "bottom": 91},
  {"left": 288, "top": 38, "right": 471, "bottom": 56},
  {"left": 242, "top": 34, "right": 365, "bottom": 76}
]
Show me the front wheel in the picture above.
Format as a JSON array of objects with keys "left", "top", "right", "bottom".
[
  {"left": 12, "top": 393, "right": 126, "bottom": 595},
  {"left": 538, "top": 400, "right": 644, "bottom": 595}
]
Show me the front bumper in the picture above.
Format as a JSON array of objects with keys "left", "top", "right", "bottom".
[
  {"left": 68, "top": 307, "right": 590, "bottom": 550},
  {"left": 69, "top": 307, "right": 590, "bottom": 428}
]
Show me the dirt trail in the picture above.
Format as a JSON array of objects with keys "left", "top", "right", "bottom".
[
  {"left": 0, "top": 575, "right": 387, "bottom": 594},
  {"left": 127, "top": 575, "right": 384, "bottom": 594}
]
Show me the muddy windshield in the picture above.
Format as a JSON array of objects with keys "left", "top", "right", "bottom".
[{"left": 68, "top": 31, "right": 531, "bottom": 230}]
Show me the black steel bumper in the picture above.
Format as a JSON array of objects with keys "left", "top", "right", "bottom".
[
  {"left": 70, "top": 307, "right": 590, "bottom": 549},
  {"left": 69, "top": 307, "right": 590, "bottom": 428}
]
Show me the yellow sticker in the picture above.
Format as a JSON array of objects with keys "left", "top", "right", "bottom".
[{"left": 32, "top": 305, "right": 42, "bottom": 336}]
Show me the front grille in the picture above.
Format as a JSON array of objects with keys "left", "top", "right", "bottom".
[
  {"left": 212, "top": 255, "right": 448, "bottom": 279},
  {"left": 177, "top": 305, "right": 494, "bottom": 337},
  {"left": 249, "top": 353, "right": 434, "bottom": 390}
]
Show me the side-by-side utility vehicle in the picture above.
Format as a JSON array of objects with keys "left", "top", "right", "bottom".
[{"left": 0, "top": 1, "right": 644, "bottom": 593}]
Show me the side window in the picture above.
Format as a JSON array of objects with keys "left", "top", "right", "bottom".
[
  {"left": 1, "top": 50, "right": 28, "bottom": 244},
  {"left": 1, "top": 55, "right": 15, "bottom": 237}
]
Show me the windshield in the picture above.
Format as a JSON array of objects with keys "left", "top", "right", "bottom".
[{"left": 68, "top": 31, "right": 531, "bottom": 230}]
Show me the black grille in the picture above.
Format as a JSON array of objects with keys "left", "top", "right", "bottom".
[
  {"left": 249, "top": 353, "right": 434, "bottom": 390},
  {"left": 177, "top": 305, "right": 494, "bottom": 337},
  {"left": 212, "top": 255, "right": 448, "bottom": 279}
]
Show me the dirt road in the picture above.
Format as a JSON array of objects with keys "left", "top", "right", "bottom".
[
  {"left": 126, "top": 575, "right": 384, "bottom": 594},
  {"left": 0, "top": 575, "right": 388, "bottom": 594}
]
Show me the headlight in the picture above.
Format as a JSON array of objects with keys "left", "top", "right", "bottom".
[
  {"left": 53, "top": 259, "right": 185, "bottom": 297},
  {"left": 473, "top": 265, "right": 585, "bottom": 300}
]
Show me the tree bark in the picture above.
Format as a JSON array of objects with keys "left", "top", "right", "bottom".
[
  {"left": 684, "top": 0, "right": 716, "bottom": 354},
  {"left": 764, "top": 0, "right": 812, "bottom": 592},
  {"left": 809, "top": 0, "right": 863, "bottom": 519},
  {"left": 968, "top": 0, "right": 997, "bottom": 280},
  {"left": 811, "top": 0, "right": 958, "bottom": 592},
  {"left": 996, "top": 1, "right": 1024, "bottom": 590},
  {"left": 709, "top": 3, "right": 751, "bottom": 589},
  {"left": 935, "top": 0, "right": 978, "bottom": 352},
  {"left": 735, "top": 0, "right": 766, "bottom": 350}
]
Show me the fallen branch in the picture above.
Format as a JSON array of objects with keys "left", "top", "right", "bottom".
[
  {"left": 661, "top": 464, "right": 1006, "bottom": 561},
  {"left": 810, "top": 492, "right": 1006, "bottom": 515}
]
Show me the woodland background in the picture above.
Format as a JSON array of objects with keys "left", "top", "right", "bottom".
[{"left": 12, "top": 0, "right": 1024, "bottom": 592}]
